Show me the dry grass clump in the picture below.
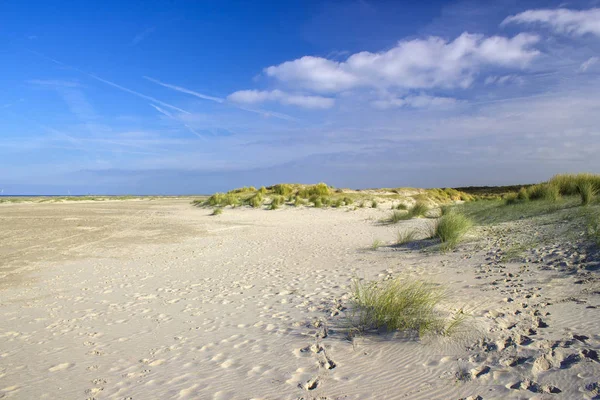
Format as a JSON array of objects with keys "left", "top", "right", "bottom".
[
  {"left": 396, "top": 230, "right": 418, "bottom": 245},
  {"left": 434, "top": 211, "right": 472, "bottom": 250},
  {"left": 350, "top": 278, "right": 456, "bottom": 335},
  {"left": 227, "top": 186, "right": 256, "bottom": 194},
  {"left": 386, "top": 210, "right": 410, "bottom": 223}
]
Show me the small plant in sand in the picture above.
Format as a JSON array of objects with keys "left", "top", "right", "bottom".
[
  {"left": 434, "top": 211, "right": 472, "bottom": 250},
  {"left": 246, "top": 193, "right": 263, "bottom": 208},
  {"left": 396, "top": 229, "right": 418, "bottom": 245},
  {"left": 371, "top": 199, "right": 378, "bottom": 208},
  {"left": 410, "top": 200, "right": 429, "bottom": 218},
  {"left": 343, "top": 197, "right": 353, "bottom": 205},
  {"left": 350, "top": 277, "right": 448, "bottom": 335},
  {"left": 386, "top": 210, "right": 410, "bottom": 223},
  {"left": 371, "top": 239, "right": 384, "bottom": 250},
  {"left": 269, "top": 196, "right": 284, "bottom": 210},
  {"left": 396, "top": 203, "right": 409, "bottom": 211},
  {"left": 332, "top": 198, "right": 344, "bottom": 208},
  {"left": 358, "top": 201, "right": 365, "bottom": 208},
  {"left": 211, "top": 207, "right": 223, "bottom": 216},
  {"left": 577, "top": 181, "right": 597, "bottom": 206}
]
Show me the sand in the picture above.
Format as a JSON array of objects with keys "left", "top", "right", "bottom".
[{"left": 1, "top": 199, "right": 599, "bottom": 399}]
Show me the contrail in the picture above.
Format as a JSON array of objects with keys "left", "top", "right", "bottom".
[
  {"left": 144, "top": 76, "right": 298, "bottom": 121},
  {"left": 26, "top": 49, "right": 190, "bottom": 115}
]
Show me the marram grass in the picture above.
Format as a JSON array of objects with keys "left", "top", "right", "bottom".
[{"left": 350, "top": 277, "right": 462, "bottom": 336}]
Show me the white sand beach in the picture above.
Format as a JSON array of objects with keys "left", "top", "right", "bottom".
[{"left": 1, "top": 198, "right": 599, "bottom": 399}]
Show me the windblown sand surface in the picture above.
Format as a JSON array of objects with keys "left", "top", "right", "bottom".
[{"left": 1, "top": 199, "right": 599, "bottom": 399}]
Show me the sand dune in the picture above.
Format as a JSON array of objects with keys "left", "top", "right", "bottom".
[{"left": 1, "top": 199, "right": 599, "bottom": 399}]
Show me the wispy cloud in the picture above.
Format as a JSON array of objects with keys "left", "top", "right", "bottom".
[
  {"left": 26, "top": 49, "right": 191, "bottom": 114},
  {"left": 27, "top": 79, "right": 82, "bottom": 88},
  {"left": 131, "top": 26, "right": 156, "bottom": 46},
  {"left": 579, "top": 56, "right": 599, "bottom": 72},
  {"left": 503, "top": 8, "right": 600, "bottom": 37},
  {"left": 227, "top": 89, "right": 335, "bottom": 109}
]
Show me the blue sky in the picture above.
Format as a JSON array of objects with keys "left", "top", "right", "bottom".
[{"left": 1, "top": 0, "right": 600, "bottom": 194}]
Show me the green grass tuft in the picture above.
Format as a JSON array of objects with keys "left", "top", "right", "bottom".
[
  {"left": 577, "top": 181, "right": 597, "bottom": 206},
  {"left": 396, "top": 230, "right": 418, "bottom": 245},
  {"left": 410, "top": 201, "right": 429, "bottom": 217},
  {"left": 350, "top": 277, "right": 452, "bottom": 335},
  {"left": 211, "top": 207, "right": 223, "bottom": 216},
  {"left": 434, "top": 212, "right": 472, "bottom": 250},
  {"left": 527, "top": 183, "right": 561, "bottom": 202},
  {"left": 371, "top": 239, "right": 384, "bottom": 250}
]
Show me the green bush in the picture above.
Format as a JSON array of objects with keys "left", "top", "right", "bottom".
[
  {"left": 371, "top": 199, "right": 378, "bottom": 208},
  {"left": 343, "top": 197, "right": 353, "bottom": 205},
  {"left": 397, "top": 203, "right": 408, "bottom": 210},
  {"left": 211, "top": 207, "right": 223, "bottom": 216},
  {"left": 434, "top": 212, "right": 472, "bottom": 250}
]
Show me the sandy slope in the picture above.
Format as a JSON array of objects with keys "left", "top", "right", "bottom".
[{"left": 1, "top": 199, "right": 599, "bottom": 399}]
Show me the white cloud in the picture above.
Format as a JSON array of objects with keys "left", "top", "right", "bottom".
[
  {"left": 371, "top": 94, "right": 458, "bottom": 110},
  {"left": 264, "top": 33, "right": 540, "bottom": 93},
  {"left": 227, "top": 89, "right": 335, "bottom": 109},
  {"left": 503, "top": 8, "right": 600, "bottom": 37},
  {"left": 579, "top": 56, "right": 599, "bottom": 72},
  {"left": 484, "top": 74, "right": 524, "bottom": 85}
]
